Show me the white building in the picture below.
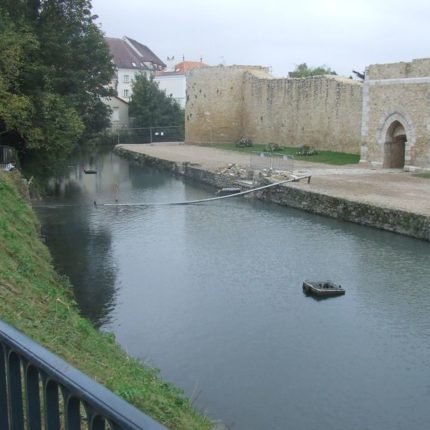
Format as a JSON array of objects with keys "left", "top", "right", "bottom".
[
  {"left": 102, "top": 95, "right": 129, "bottom": 130},
  {"left": 105, "top": 36, "right": 165, "bottom": 103},
  {"left": 104, "top": 37, "right": 208, "bottom": 124},
  {"left": 155, "top": 60, "right": 208, "bottom": 108}
]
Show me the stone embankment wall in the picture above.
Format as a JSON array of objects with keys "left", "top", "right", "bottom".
[
  {"left": 258, "top": 187, "right": 429, "bottom": 241},
  {"left": 361, "top": 58, "right": 430, "bottom": 170},
  {"left": 185, "top": 66, "right": 363, "bottom": 154},
  {"left": 115, "top": 146, "right": 430, "bottom": 241}
]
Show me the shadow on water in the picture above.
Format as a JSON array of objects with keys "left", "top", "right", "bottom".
[
  {"left": 302, "top": 291, "right": 345, "bottom": 302},
  {"left": 32, "top": 146, "right": 120, "bottom": 326},
  {"left": 39, "top": 206, "right": 117, "bottom": 327}
]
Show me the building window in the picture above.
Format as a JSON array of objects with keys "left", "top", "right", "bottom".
[
  {"left": 123, "top": 89, "right": 129, "bottom": 98},
  {"left": 112, "top": 107, "right": 119, "bottom": 121},
  {"left": 123, "top": 75, "right": 130, "bottom": 83}
]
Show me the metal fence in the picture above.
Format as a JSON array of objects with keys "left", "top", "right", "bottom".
[
  {"left": 0, "top": 320, "right": 166, "bottom": 430},
  {"left": 250, "top": 152, "right": 294, "bottom": 173},
  {"left": 117, "top": 126, "right": 184, "bottom": 145},
  {"left": 0, "top": 145, "right": 16, "bottom": 170}
]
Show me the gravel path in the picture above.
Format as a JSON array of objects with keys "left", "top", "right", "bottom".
[{"left": 118, "top": 143, "right": 430, "bottom": 216}]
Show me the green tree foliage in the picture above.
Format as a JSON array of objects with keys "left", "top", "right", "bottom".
[
  {"left": 29, "top": 93, "right": 85, "bottom": 150},
  {"left": 129, "top": 74, "right": 184, "bottom": 129},
  {"left": 0, "top": 14, "right": 37, "bottom": 145},
  {"left": 35, "top": 0, "right": 114, "bottom": 135},
  {"left": 0, "top": 0, "right": 114, "bottom": 160},
  {"left": 288, "top": 63, "right": 337, "bottom": 78}
]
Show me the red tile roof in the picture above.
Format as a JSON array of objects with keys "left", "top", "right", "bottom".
[
  {"left": 174, "top": 61, "right": 208, "bottom": 73},
  {"left": 155, "top": 60, "right": 209, "bottom": 77}
]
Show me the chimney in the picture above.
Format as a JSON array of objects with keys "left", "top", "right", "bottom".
[{"left": 165, "top": 56, "right": 175, "bottom": 72}]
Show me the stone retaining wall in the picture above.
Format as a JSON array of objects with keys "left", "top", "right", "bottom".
[
  {"left": 115, "top": 146, "right": 430, "bottom": 241},
  {"left": 258, "top": 187, "right": 429, "bottom": 241}
]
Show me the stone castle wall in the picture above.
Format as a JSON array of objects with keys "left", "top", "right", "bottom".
[
  {"left": 367, "top": 58, "right": 430, "bottom": 80},
  {"left": 186, "top": 60, "right": 430, "bottom": 170},
  {"left": 185, "top": 66, "right": 363, "bottom": 154},
  {"left": 185, "top": 66, "right": 270, "bottom": 144},
  {"left": 361, "top": 58, "right": 430, "bottom": 170},
  {"left": 242, "top": 72, "right": 362, "bottom": 153}
]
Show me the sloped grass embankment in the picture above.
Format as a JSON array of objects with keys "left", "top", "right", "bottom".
[{"left": 0, "top": 170, "right": 210, "bottom": 430}]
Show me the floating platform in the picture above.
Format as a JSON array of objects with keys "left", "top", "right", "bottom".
[
  {"left": 216, "top": 187, "right": 242, "bottom": 196},
  {"left": 303, "top": 280, "right": 345, "bottom": 297}
]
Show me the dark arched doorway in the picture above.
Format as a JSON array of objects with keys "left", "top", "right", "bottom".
[{"left": 383, "top": 121, "right": 406, "bottom": 168}]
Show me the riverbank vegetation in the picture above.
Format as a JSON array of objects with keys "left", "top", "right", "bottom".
[
  {"left": 206, "top": 143, "right": 360, "bottom": 165},
  {"left": 0, "top": 170, "right": 211, "bottom": 429},
  {"left": 0, "top": 0, "right": 114, "bottom": 165}
]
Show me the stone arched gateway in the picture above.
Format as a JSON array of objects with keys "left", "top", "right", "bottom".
[
  {"left": 377, "top": 112, "right": 415, "bottom": 169},
  {"left": 360, "top": 59, "right": 430, "bottom": 171}
]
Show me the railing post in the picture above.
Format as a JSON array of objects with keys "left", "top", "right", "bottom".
[
  {"left": 0, "top": 344, "right": 9, "bottom": 429},
  {"left": 63, "top": 389, "right": 81, "bottom": 430},
  {"left": 26, "top": 364, "right": 42, "bottom": 430},
  {"left": 90, "top": 414, "right": 106, "bottom": 430},
  {"left": 7, "top": 351, "right": 24, "bottom": 430},
  {"left": 43, "top": 377, "right": 61, "bottom": 430},
  {"left": 85, "top": 405, "right": 106, "bottom": 430}
]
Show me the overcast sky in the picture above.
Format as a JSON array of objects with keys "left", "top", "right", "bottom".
[{"left": 91, "top": 0, "right": 430, "bottom": 78}]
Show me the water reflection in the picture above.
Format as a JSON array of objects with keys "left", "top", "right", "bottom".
[
  {"left": 40, "top": 208, "right": 117, "bottom": 326},
  {"left": 35, "top": 150, "right": 129, "bottom": 326},
  {"left": 128, "top": 163, "right": 171, "bottom": 189}
]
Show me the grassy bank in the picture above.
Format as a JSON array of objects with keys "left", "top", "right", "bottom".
[
  {"left": 0, "top": 170, "right": 211, "bottom": 429},
  {"left": 413, "top": 172, "right": 430, "bottom": 179},
  {"left": 205, "top": 143, "right": 360, "bottom": 165}
]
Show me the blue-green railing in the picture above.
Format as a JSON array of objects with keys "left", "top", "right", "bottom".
[{"left": 0, "top": 320, "right": 166, "bottom": 429}]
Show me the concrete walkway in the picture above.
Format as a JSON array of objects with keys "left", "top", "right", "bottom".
[{"left": 117, "top": 143, "right": 430, "bottom": 217}]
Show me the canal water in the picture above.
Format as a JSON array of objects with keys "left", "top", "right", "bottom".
[{"left": 35, "top": 150, "right": 430, "bottom": 430}]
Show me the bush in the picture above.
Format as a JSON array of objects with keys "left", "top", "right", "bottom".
[
  {"left": 297, "top": 145, "right": 318, "bottom": 156},
  {"left": 235, "top": 137, "right": 253, "bottom": 148},
  {"left": 265, "top": 142, "right": 281, "bottom": 152}
]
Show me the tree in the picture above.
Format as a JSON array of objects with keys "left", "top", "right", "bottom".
[
  {"left": 129, "top": 74, "right": 184, "bottom": 129},
  {"left": 288, "top": 63, "right": 337, "bottom": 78},
  {"left": 0, "top": 12, "right": 40, "bottom": 151},
  {"left": 35, "top": 0, "right": 114, "bottom": 137},
  {"left": 0, "top": 0, "right": 114, "bottom": 160}
]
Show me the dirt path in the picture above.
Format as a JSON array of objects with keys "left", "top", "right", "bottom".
[{"left": 118, "top": 143, "right": 430, "bottom": 216}]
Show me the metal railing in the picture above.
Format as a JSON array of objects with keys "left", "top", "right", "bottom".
[
  {"left": 117, "top": 126, "right": 184, "bottom": 145},
  {"left": 0, "top": 320, "right": 166, "bottom": 430},
  {"left": 250, "top": 152, "right": 294, "bottom": 173}
]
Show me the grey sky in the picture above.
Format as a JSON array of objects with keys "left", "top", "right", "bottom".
[{"left": 92, "top": 0, "right": 430, "bottom": 78}]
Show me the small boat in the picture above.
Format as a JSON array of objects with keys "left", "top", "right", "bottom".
[
  {"left": 84, "top": 169, "right": 97, "bottom": 174},
  {"left": 302, "top": 280, "right": 345, "bottom": 297}
]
